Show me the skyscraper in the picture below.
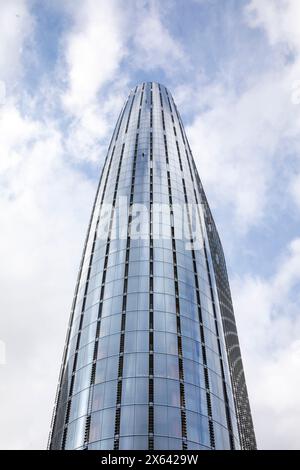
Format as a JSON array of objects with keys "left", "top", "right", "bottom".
[{"left": 48, "top": 82, "right": 256, "bottom": 450}]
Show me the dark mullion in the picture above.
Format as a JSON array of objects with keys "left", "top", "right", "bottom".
[
  {"left": 159, "top": 84, "right": 187, "bottom": 450},
  {"left": 115, "top": 97, "right": 130, "bottom": 142},
  {"left": 114, "top": 85, "right": 141, "bottom": 449},
  {"left": 149, "top": 88, "right": 154, "bottom": 448},
  {"left": 137, "top": 83, "right": 144, "bottom": 130},
  {"left": 150, "top": 83, "right": 153, "bottom": 129},
  {"left": 149, "top": 84, "right": 154, "bottom": 451},
  {"left": 125, "top": 86, "right": 137, "bottom": 134},
  {"left": 140, "top": 83, "right": 145, "bottom": 106}
]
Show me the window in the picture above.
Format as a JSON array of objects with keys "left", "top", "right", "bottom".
[
  {"left": 154, "top": 406, "right": 181, "bottom": 438},
  {"left": 120, "top": 405, "right": 148, "bottom": 436},
  {"left": 90, "top": 408, "right": 115, "bottom": 442},
  {"left": 65, "top": 417, "right": 85, "bottom": 449},
  {"left": 76, "top": 342, "right": 94, "bottom": 371},
  {"left": 69, "top": 389, "right": 89, "bottom": 422},
  {"left": 154, "top": 378, "right": 180, "bottom": 407},
  {"left": 73, "top": 364, "right": 92, "bottom": 394},
  {"left": 92, "top": 381, "right": 117, "bottom": 411},
  {"left": 122, "top": 378, "right": 148, "bottom": 405},
  {"left": 123, "top": 352, "right": 149, "bottom": 378},
  {"left": 95, "top": 356, "right": 119, "bottom": 384},
  {"left": 97, "top": 334, "right": 120, "bottom": 359},
  {"left": 125, "top": 331, "right": 148, "bottom": 353}
]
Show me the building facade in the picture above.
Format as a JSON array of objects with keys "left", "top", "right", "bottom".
[{"left": 48, "top": 82, "right": 256, "bottom": 450}]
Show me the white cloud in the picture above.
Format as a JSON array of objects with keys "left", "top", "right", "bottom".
[
  {"left": 232, "top": 238, "right": 300, "bottom": 449},
  {"left": 133, "top": 2, "right": 187, "bottom": 74},
  {"left": 62, "top": 0, "right": 127, "bottom": 114},
  {"left": 55, "top": 0, "right": 132, "bottom": 162},
  {"left": 174, "top": 0, "right": 300, "bottom": 232},
  {"left": 0, "top": 0, "right": 33, "bottom": 83},
  {"left": 246, "top": 0, "right": 300, "bottom": 53},
  {"left": 0, "top": 99, "right": 95, "bottom": 449},
  {"left": 183, "top": 72, "right": 296, "bottom": 230},
  {"left": 290, "top": 173, "right": 300, "bottom": 208},
  {"left": 245, "top": 0, "right": 300, "bottom": 211},
  {"left": 58, "top": 0, "right": 187, "bottom": 163},
  {"left": 63, "top": 78, "right": 130, "bottom": 162}
]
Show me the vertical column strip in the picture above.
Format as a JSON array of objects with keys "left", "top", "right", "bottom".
[
  {"left": 148, "top": 82, "right": 154, "bottom": 450},
  {"left": 113, "top": 85, "right": 141, "bottom": 449},
  {"left": 168, "top": 90, "right": 235, "bottom": 449},
  {"left": 82, "top": 87, "right": 138, "bottom": 448},
  {"left": 58, "top": 95, "right": 131, "bottom": 450},
  {"left": 48, "top": 96, "right": 130, "bottom": 449},
  {"left": 164, "top": 86, "right": 215, "bottom": 449},
  {"left": 158, "top": 84, "right": 187, "bottom": 450}
]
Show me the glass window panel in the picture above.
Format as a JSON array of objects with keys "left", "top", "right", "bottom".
[
  {"left": 82, "top": 304, "right": 99, "bottom": 329},
  {"left": 167, "top": 355, "right": 179, "bottom": 379},
  {"left": 186, "top": 411, "right": 201, "bottom": 444},
  {"left": 65, "top": 417, "right": 85, "bottom": 450},
  {"left": 168, "top": 438, "right": 182, "bottom": 450},
  {"left": 154, "top": 437, "right": 169, "bottom": 450},
  {"left": 122, "top": 378, "right": 135, "bottom": 405},
  {"left": 136, "top": 352, "right": 149, "bottom": 376},
  {"left": 154, "top": 405, "right": 181, "bottom": 438},
  {"left": 101, "top": 408, "right": 115, "bottom": 439},
  {"left": 154, "top": 378, "right": 180, "bottom": 407},
  {"left": 138, "top": 292, "right": 149, "bottom": 310},
  {"left": 133, "top": 436, "right": 148, "bottom": 449},
  {"left": 80, "top": 321, "right": 97, "bottom": 348},
  {"left": 104, "top": 380, "right": 117, "bottom": 408},
  {"left": 73, "top": 364, "right": 92, "bottom": 394},
  {"left": 154, "top": 378, "right": 166, "bottom": 405},
  {"left": 95, "top": 358, "right": 106, "bottom": 383},
  {"left": 119, "top": 436, "right": 134, "bottom": 449},
  {"left": 166, "top": 333, "right": 178, "bottom": 355},
  {"left": 165, "top": 313, "right": 177, "bottom": 334},
  {"left": 76, "top": 342, "right": 94, "bottom": 370},
  {"left": 154, "top": 311, "right": 165, "bottom": 331},
  {"left": 125, "top": 331, "right": 148, "bottom": 353},
  {"left": 120, "top": 405, "right": 134, "bottom": 436},
  {"left": 69, "top": 388, "right": 89, "bottom": 422},
  {"left": 167, "top": 380, "right": 180, "bottom": 407},
  {"left": 168, "top": 407, "right": 181, "bottom": 438},
  {"left": 154, "top": 406, "right": 168, "bottom": 436},
  {"left": 154, "top": 332, "right": 165, "bottom": 353},
  {"left": 134, "top": 405, "right": 148, "bottom": 435},
  {"left": 92, "top": 439, "right": 114, "bottom": 450},
  {"left": 92, "top": 383, "right": 104, "bottom": 411}
]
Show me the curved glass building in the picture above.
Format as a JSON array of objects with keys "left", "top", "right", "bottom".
[{"left": 48, "top": 82, "right": 256, "bottom": 450}]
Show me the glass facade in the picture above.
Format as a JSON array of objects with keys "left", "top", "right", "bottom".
[{"left": 48, "top": 82, "right": 256, "bottom": 450}]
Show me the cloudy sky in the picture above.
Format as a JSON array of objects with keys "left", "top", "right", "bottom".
[{"left": 0, "top": 0, "right": 300, "bottom": 450}]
